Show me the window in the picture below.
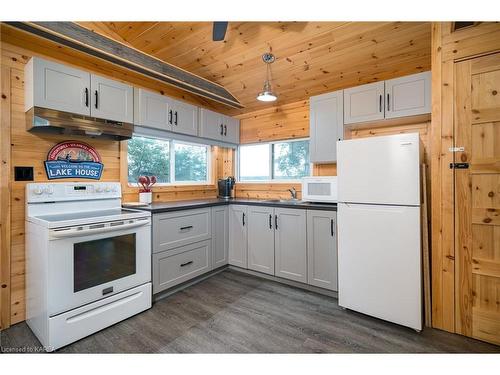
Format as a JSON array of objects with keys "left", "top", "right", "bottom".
[
  {"left": 127, "top": 136, "right": 210, "bottom": 184},
  {"left": 238, "top": 139, "right": 310, "bottom": 181}
]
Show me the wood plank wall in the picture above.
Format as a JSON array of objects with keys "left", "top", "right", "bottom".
[
  {"left": 236, "top": 100, "right": 431, "bottom": 200},
  {"left": 431, "top": 22, "right": 500, "bottom": 333},
  {"left": 0, "top": 41, "right": 233, "bottom": 328}
]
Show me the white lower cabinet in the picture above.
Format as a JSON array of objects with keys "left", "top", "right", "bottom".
[
  {"left": 275, "top": 208, "right": 307, "bottom": 283},
  {"left": 228, "top": 205, "right": 248, "bottom": 268},
  {"left": 306, "top": 210, "right": 338, "bottom": 291},
  {"left": 212, "top": 206, "right": 229, "bottom": 268},
  {"left": 153, "top": 240, "right": 212, "bottom": 294},
  {"left": 247, "top": 206, "right": 275, "bottom": 275}
]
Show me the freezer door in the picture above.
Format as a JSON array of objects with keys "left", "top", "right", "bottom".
[
  {"left": 337, "top": 203, "right": 422, "bottom": 330},
  {"left": 337, "top": 133, "right": 421, "bottom": 205}
]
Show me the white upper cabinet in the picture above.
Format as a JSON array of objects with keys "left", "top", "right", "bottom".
[
  {"left": 385, "top": 71, "right": 431, "bottom": 119},
  {"left": 343, "top": 81, "right": 385, "bottom": 124},
  {"left": 25, "top": 57, "right": 91, "bottom": 116},
  {"left": 309, "top": 90, "right": 344, "bottom": 163},
  {"left": 168, "top": 98, "right": 199, "bottom": 136},
  {"left": 134, "top": 88, "right": 171, "bottom": 130},
  {"left": 199, "top": 108, "right": 240, "bottom": 144},
  {"left": 223, "top": 115, "right": 240, "bottom": 144},
  {"left": 91, "top": 74, "right": 133, "bottom": 123}
]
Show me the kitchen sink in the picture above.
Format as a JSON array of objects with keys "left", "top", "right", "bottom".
[{"left": 263, "top": 199, "right": 304, "bottom": 204}]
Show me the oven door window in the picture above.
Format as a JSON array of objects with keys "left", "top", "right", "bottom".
[{"left": 74, "top": 233, "right": 136, "bottom": 293}]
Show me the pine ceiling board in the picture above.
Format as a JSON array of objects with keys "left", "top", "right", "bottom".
[{"left": 83, "top": 21, "right": 431, "bottom": 114}]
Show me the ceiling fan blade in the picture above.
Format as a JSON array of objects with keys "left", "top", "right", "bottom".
[{"left": 213, "top": 22, "right": 228, "bottom": 41}]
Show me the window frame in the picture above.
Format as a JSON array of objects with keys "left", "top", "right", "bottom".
[
  {"left": 127, "top": 136, "right": 212, "bottom": 187},
  {"left": 237, "top": 138, "right": 311, "bottom": 183}
]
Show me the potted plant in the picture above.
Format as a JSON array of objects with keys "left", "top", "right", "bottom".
[{"left": 138, "top": 175, "right": 157, "bottom": 204}]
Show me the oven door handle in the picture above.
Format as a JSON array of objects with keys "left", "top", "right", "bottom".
[{"left": 49, "top": 219, "right": 149, "bottom": 239}]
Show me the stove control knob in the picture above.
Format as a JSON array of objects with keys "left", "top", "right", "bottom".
[
  {"left": 43, "top": 186, "right": 54, "bottom": 195},
  {"left": 104, "top": 186, "right": 111, "bottom": 192},
  {"left": 33, "top": 186, "right": 44, "bottom": 195},
  {"left": 112, "top": 186, "right": 118, "bottom": 192},
  {"left": 95, "top": 186, "right": 103, "bottom": 193}
]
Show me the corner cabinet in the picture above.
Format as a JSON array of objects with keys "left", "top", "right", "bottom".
[
  {"left": 228, "top": 205, "right": 248, "bottom": 268},
  {"left": 25, "top": 57, "right": 133, "bottom": 123},
  {"left": 212, "top": 206, "right": 229, "bottom": 268},
  {"left": 309, "top": 90, "right": 344, "bottom": 163},
  {"left": 306, "top": 210, "right": 338, "bottom": 291},
  {"left": 199, "top": 108, "right": 240, "bottom": 144},
  {"left": 343, "top": 71, "right": 431, "bottom": 125}
]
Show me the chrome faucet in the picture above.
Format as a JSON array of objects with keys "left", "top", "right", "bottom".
[{"left": 288, "top": 187, "right": 298, "bottom": 200}]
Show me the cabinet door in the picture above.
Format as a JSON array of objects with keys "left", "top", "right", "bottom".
[
  {"left": 170, "top": 98, "right": 199, "bottom": 136},
  {"left": 133, "top": 88, "right": 171, "bottom": 130},
  {"left": 309, "top": 90, "right": 343, "bottom": 163},
  {"left": 212, "top": 206, "right": 229, "bottom": 269},
  {"left": 91, "top": 74, "right": 133, "bottom": 123},
  {"left": 247, "top": 206, "right": 275, "bottom": 275},
  {"left": 344, "top": 81, "right": 385, "bottom": 124},
  {"left": 385, "top": 71, "right": 431, "bottom": 119},
  {"left": 274, "top": 208, "right": 307, "bottom": 283},
  {"left": 223, "top": 116, "right": 240, "bottom": 144},
  {"left": 28, "top": 57, "right": 91, "bottom": 116},
  {"left": 199, "top": 108, "right": 223, "bottom": 141},
  {"left": 228, "top": 205, "right": 248, "bottom": 268},
  {"left": 307, "top": 210, "right": 338, "bottom": 291}
]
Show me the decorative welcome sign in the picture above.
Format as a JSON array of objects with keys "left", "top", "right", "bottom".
[{"left": 44, "top": 141, "right": 103, "bottom": 180}]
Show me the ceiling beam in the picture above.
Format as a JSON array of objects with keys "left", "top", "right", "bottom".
[{"left": 3, "top": 22, "right": 243, "bottom": 109}]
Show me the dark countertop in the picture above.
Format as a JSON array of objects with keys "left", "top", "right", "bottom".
[{"left": 125, "top": 198, "right": 337, "bottom": 214}]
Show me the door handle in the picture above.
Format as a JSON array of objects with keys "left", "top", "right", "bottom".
[
  {"left": 275, "top": 215, "right": 278, "bottom": 230},
  {"left": 174, "top": 111, "right": 178, "bottom": 125},
  {"left": 94, "top": 90, "right": 99, "bottom": 109},
  {"left": 242, "top": 212, "right": 245, "bottom": 226},
  {"left": 168, "top": 110, "right": 173, "bottom": 124},
  {"left": 269, "top": 214, "right": 272, "bottom": 229},
  {"left": 180, "top": 261, "right": 193, "bottom": 267},
  {"left": 331, "top": 219, "right": 334, "bottom": 237},
  {"left": 387, "top": 93, "right": 390, "bottom": 111},
  {"left": 220, "top": 124, "right": 224, "bottom": 135},
  {"left": 179, "top": 225, "right": 193, "bottom": 231},
  {"left": 84, "top": 88, "right": 89, "bottom": 107},
  {"left": 224, "top": 125, "right": 227, "bottom": 136},
  {"left": 49, "top": 219, "right": 149, "bottom": 239},
  {"left": 379, "top": 94, "right": 382, "bottom": 113}
]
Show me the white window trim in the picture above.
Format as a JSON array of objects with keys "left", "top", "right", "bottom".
[
  {"left": 237, "top": 138, "right": 311, "bottom": 183},
  {"left": 127, "top": 136, "right": 212, "bottom": 186}
]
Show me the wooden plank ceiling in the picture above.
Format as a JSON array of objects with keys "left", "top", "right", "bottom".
[{"left": 78, "top": 22, "right": 431, "bottom": 115}]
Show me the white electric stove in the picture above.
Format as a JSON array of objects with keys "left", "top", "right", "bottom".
[{"left": 25, "top": 182, "right": 152, "bottom": 351}]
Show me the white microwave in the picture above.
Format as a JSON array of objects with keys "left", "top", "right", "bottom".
[{"left": 302, "top": 176, "right": 338, "bottom": 203}]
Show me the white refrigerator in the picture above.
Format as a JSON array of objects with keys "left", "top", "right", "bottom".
[{"left": 337, "top": 132, "right": 422, "bottom": 331}]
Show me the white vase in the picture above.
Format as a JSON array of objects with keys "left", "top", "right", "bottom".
[{"left": 139, "top": 192, "right": 152, "bottom": 204}]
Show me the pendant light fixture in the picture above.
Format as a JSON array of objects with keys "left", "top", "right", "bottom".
[{"left": 257, "top": 52, "right": 277, "bottom": 102}]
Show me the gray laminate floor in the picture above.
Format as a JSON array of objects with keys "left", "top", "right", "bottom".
[{"left": 1, "top": 269, "right": 499, "bottom": 353}]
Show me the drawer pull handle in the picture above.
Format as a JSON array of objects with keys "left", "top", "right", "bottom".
[
  {"left": 180, "top": 225, "right": 193, "bottom": 231},
  {"left": 180, "top": 261, "right": 193, "bottom": 267}
]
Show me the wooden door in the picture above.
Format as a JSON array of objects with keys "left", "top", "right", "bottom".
[
  {"left": 455, "top": 53, "right": 500, "bottom": 345},
  {"left": 212, "top": 206, "right": 229, "bottom": 269},
  {"left": 385, "top": 71, "right": 431, "bottom": 119},
  {"left": 307, "top": 210, "right": 338, "bottom": 291},
  {"left": 343, "top": 81, "right": 385, "bottom": 124},
  {"left": 247, "top": 206, "right": 275, "bottom": 275},
  {"left": 91, "top": 74, "right": 133, "bottom": 123},
  {"left": 170, "top": 98, "right": 199, "bottom": 136},
  {"left": 30, "top": 57, "right": 91, "bottom": 116},
  {"left": 274, "top": 208, "right": 307, "bottom": 283},
  {"left": 228, "top": 205, "right": 248, "bottom": 268},
  {"left": 309, "top": 90, "right": 344, "bottom": 163},
  {"left": 199, "top": 108, "right": 223, "bottom": 141},
  {"left": 134, "top": 88, "right": 172, "bottom": 131}
]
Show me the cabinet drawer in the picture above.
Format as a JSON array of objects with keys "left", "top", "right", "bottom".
[
  {"left": 153, "top": 208, "right": 211, "bottom": 252},
  {"left": 153, "top": 240, "right": 211, "bottom": 293}
]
